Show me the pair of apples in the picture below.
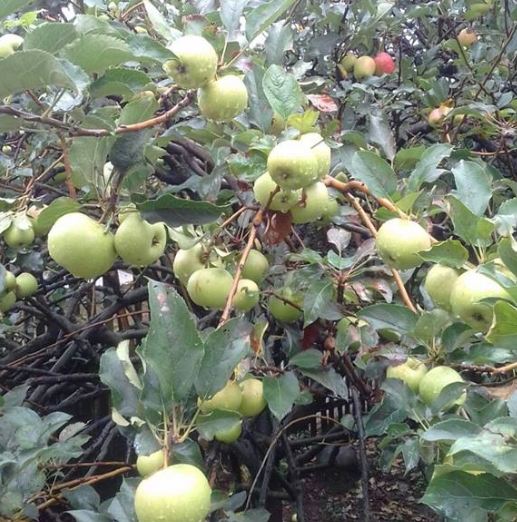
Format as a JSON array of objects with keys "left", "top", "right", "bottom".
[
  {"left": 339, "top": 51, "right": 396, "bottom": 80},
  {"left": 0, "top": 270, "right": 39, "bottom": 313}
]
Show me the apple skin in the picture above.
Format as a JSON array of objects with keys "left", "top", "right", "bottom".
[
  {"left": 374, "top": 52, "right": 396, "bottom": 75},
  {"left": 234, "top": 279, "right": 260, "bottom": 312},
  {"left": 239, "top": 378, "right": 267, "bottom": 417},
  {"left": 386, "top": 357, "right": 428, "bottom": 392},
  {"left": 449, "top": 270, "right": 510, "bottom": 332},
  {"left": 198, "top": 75, "right": 248, "bottom": 121},
  {"left": 187, "top": 267, "right": 233, "bottom": 309},
  {"left": 0, "top": 291, "right": 16, "bottom": 313},
  {"left": 457, "top": 28, "right": 477, "bottom": 47},
  {"left": 424, "top": 264, "right": 460, "bottom": 310},
  {"left": 163, "top": 35, "right": 218, "bottom": 89},
  {"left": 339, "top": 52, "right": 357, "bottom": 72},
  {"left": 114, "top": 213, "right": 167, "bottom": 267},
  {"left": 267, "top": 140, "right": 319, "bottom": 190},
  {"left": 48, "top": 213, "right": 117, "bottom": 279},
  {"left": 268, "top": 288, "right": 303, "bottom": 323},
  {"left": 353, "top": 56, "right": 376, "bottom": 79},
  {"left": 214, "top": 420, "right": 242, "bottom": 443},
  {"left": 4, "top": 218, "right": 35, "bottom": 248},
  {"left": 418, "top": 366, "right": 465, "bottom": 407},
  {"left": 253, "top": 172, "right": 301, "bottom": 212},
  {"left": 15, "top": 273, "right": 38, "bottom": 298},
  {"left": 298, "top": 133, "right": 331, "bottom": 179},
  {"left": 0, "top": 34, "right": 24, "bottom": 59},
  {"left": 172, "top": 244, "right": 205, "bottom": 285},
  {"left": 290, "top": 181, "right": 329, "bottom": 224},
  {"left": 134, "top": 464, "right": 212, "bottom": 522},
  {"left": 198, "top": 381, "right": 242, "bottom": 414},
  {"left": 242, "top": 249, "right": 269, "bottom": 283},
  {"left": 137, "top": 450, "right": 165, "bottom": 477},
  {"left": 4, "top": 271, "right": 16, "bottom": 292},
  {"left": 376, "top": 218, "right": 431, "bottom": 270}
]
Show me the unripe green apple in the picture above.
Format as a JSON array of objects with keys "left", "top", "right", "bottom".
[
  {"left": 0, "top": 34, "right": 24, "bottom": 59},
  {"left": 3, "top": 271, "right": 16, "bottom": 292},
  {"left": 0, "top": 291, "right": 16, "bottom": 312},
  {"left": 290, "top": 181, "right": 330, "bottom": 224},
  {"left": 134, "top": 464, "right": 212, "bottom": 522},
  {"left": 163, "top": 35, "right": 218, "bottom": 89},
  {"left": 3, "top": 216, "right": 35, "bottom": 248},
  {"left": 172, "top": 244, "right": 205, "bottom": 285},
  {"left": 137, "top": 450, "right": 166, "bottom": 477},
  {"left": 48, "top": 213, "right": 117, "bottom": 279},
  {"left": 239, "top": 378, "right": 267, "bottom": 417},
  {"left": 267, "top": 140, "right": 319, "bottom": 190},
  {"left": 353, "top": 56, "right": 376, "bottom": 79},
  {"left": 268, "top": 288, "right": 303, "bottom": 323},
  {"left": 253, "top": 172, "right": 301, "bottom": 212},
  {"left": 298, "top": 132, "right": 331, "bottom": 179},
  {"left": 118, "top": 203, "right": 137, "bottom": 224},
  {"left": 457, "top": 28, "right": 477, "bottom": 47},
  {"left": 376, "top": 218, "right": 431, "bottom": 270},
  {"left": 418, "top": 366, "right": 465, "bottom": 407},
  {"left": 234, "top": 279, "right": 259, "bottom": 311},
  {"left": 214, "top": 420, "right": 242, "bottom": 443},
  {"left": 424, "top": 264, "right": 460, "bottom": 310},
  {"left": 198, "top": 381, "right": 242, "bottom": 413},
  {"left": 198, "top": 75, "right": 248, "bottom": 121},
  {"left": 269, "top": 113, "right": 285, "bottom": 135},
  {"left": 339, "top": 51, "right": 357, "bottom": 72},
  {"left": 187, "top": 267, "right": 233, "bottom": 309},
  {"left": 449, "top": 270, "right": 510, "bottom": 332},
  {"left": 15, "top": 273, "right": 38, "bottom": 298},
  {"left": 321, "top": 197, "right": 339, "bottom": 221},
  {"left": 114, "top": 213, "right": 167, "bottom": 267},
  {"left": 386, "top": 357, "right": 428, "bottom": 392},
  {"left": 468, "top": 2, "right": 491, "bottom": 18},
  {"left": 242, "top": 249, "right": 269, "bottom": 283}
]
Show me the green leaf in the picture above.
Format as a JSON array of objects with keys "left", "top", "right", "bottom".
[
  {"left": 418, "top": 239, "right": 469, "bottom": 268},
  {"left": 421, "top": 419, "right": 482, "bottom": 442},
  {"left": 368, "top": 112, "right": 395, "bottom": 161},
  {"left": 0, "top": 0, "right": 35, "bottom": 19},
  {"left": 262, "top": 64, "right": 303, "bottom": 120},
  {"left": 497, "top": 238, "right": 517, "bottom": 278},
  {"left": 143, "top": 0, "right": 181, "bottom": 42},
  {"left": 244, "top": 65, "right": 273, "bottom": 132},
  {"left": 90, "top": 68, "right": 153, "bottom": 100},
  {"left": 303, "top": 279, "right": 342, "bottom": 327},
  {"left": 486, "top": 301, "right": 517, "bottom": 349},
  {"left": 265, "top": 22, "right": 293, "bottom": 66},
  {"left": 245, "top": 0, "right": 297, "bottom": 41},
  {"left": 358, "top": 304, "right": 418, "bottom": 334},
  {"left": 289, "top": 349, "right": 322, "bottom": 369},
  {"left": 407, "top": 143, "right": 452, "bottom": 191},
  {"left": 448, "top": 196, "right": 494, "bottom": 246},
  {"left": 221, "top": 0, "right": 249, "bottom": 38},
  {"left": 263, "top": 372, "right": 300, "bottom": 420},
  {"left": 109, "top": 130, "right": 150, "bottom": 172},
  {"left": 493, "top": 198, "right": 517, "bottom": 236},
  {"left": 66, "top": 511, "right": 112, "bottom": 522},
  {"left": 70, "top": 132, "right": 114, "bottom": 188},
  {"left": 226, "top": 508, "right": 271, "bottom": 522},
  {"left": 301, "top": 367, "right": 347, "bottom": 397},
  {"left": 348, "top": 150, "right": 397, "bottom": 199},
  {"left": 34, "top": 197, "right": 81, "bottom": 235},
  {"left": 451, "top": 160, "right": 492, "bottom": 216},
  {"left": 118, "top": 94, "right": 158, "bottom": 125},
  {"left": 196, "top": 410, "right": 241, "bottom": 440},
  {"left": 24, "top": 23, "right": 77, "bottom": 55},
  {"left": 103, "top": 478, "right": 138, "bottom": 522}
]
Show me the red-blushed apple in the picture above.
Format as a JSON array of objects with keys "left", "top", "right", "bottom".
[
  {"left": 353, "top": 56, "right": 376, "bottom": 79},
  {"left": 374, "top": 52, "right": 396, "bottom": 75},
  {"left": 424, "top": 264, "right": 460, "bottom": 310},
  {"left": 386, "top": 357, "right": 428, "bottom": 392},
  {"left": 239, "top": 378, "right": 267, "bottom": 417},
  {"left": 418, "top": 366, "right": 465, "bottom": 408}
]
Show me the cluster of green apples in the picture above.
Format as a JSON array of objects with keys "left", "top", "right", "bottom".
[
  {"left": 163, "top": 35, "right": 248, "bottom": 122},
  {"left": 0, "top": 33, "right": 24, "bottom": 59},
  {"left": 0, "top": 269, "right": 38, "bottom": 314},
  {"left": 338, "top": 51, "right": 396, "bottom": 80}
]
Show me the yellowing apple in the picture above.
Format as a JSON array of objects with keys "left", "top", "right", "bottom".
[
  {"left": 15, "top": 273, "right": 38, "bottom": 298},
  {"left": 198, "top": 381, "right": 242, "bottom": 413},
  {"left": 424, "top": 264, "right": 460, "bottom": 310},
  {"left": 239, "top": 378, "right": 267, "bottom": 417},
  {"left": 354, "top": 56, "right": 376, "bottom": 79},
  {"left": 386, "top": 357, "right": 428, "bottom": 392},
  {"left": 242, "top": 249, "right": 269, "bottom": 283},
  {"left": 268, "top": 288, "right": 303, "bottom": 323},
  {"left": 3, "top": 216, "right": 35, "bottom": 248},
  {"left": 339, "top": 52, "right": 357, "bottom": 72},
  {"left": 214, "top": 420, "right": 242, "bottom": 443},
  {"left": 137, "top": 450, "right": 165, "bottom": 477},
  {"left": 233, "top": 279, "right": 259, "bottom": 311},
  {"left": 0, "top": 34, "right": 24, "bottom": 59},
  {"left": 290, "top": 181, "right": 330, "bottom": 224},
  {"left": 298, "top": 133, "right": 331, "bottom": 179},
  {"left": 418, "top": 366, "right": 465, "bottom": 407},
  {"left": 187, "top": 267, "right": 233, "bottom": 309},
  {"left": 198, "top": 75, "right": 248, "bottom": 121},
  {"left": 253, "top": 172, "right": 301, "bottom": 212},
  {"left": 172, "top": 244, "right": 205, "bottom": 285},
  {"left": 458, "top": 28, "right": 477, "bottom": 47},
  {"left": 0, "top": 291, "right": 16, "bottom": 313}
]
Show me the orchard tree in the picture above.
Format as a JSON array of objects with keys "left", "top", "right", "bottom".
[{"left": 0, "top": 1, "right": 516, "bottom": 521}]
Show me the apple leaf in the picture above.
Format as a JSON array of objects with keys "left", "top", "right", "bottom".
[
  {"left": 497, "top": 237, "right": 517, "bottom": 278},
  {"left": 0, "top": 0, "right": 35, "bottom": 19},
  {"left": 368, "top": 112, "right": 395, "bottom": 161},
  {"left": 35, "top": 197, "right": 81, "bottom": 234},
  {"left": 452, "top": 160, "right": 492, "bottom": 217},
  {"left": 448, "top": 196, "right": 494, "bottom": 246},
  {"left": 196, "top": 410, "right": 241, "bottom": 440},
  {"left": 418, "top": 239, "right": 469, "bottom": 268},
  {"left": 263, "top": 371, "right": 300, "bottom": 420},
  {"left": 348, "top": 150, "right": 397, "bottom": 199},
  {"left": 142, "top": 0, "right": 181, "bottom": 42},
  {"left": 486, "top": 301, "right": 517, "bottom": 349},
  {"left": 262, "top": 64, "right": 303, "bottom": 120},
  {"left": 289, "top": 349, "right": 322, "bottom": 370},
  {"left": 90, "top": 68, "right": 153, "bottom": 101},
  {"left": 358, "top": 303, "right": 418, "bottom": 334},
  {"left": 225, "top": 508, "right": 271, "bottom": 522},
  {"left": 300, "top": 367, "right": 347, "bottom": 397},
  {"left": 24, "top": 23, "right": 77, "bottom": 55},
  {"left": 245, "top": 0, "right": 297, "bottom": 41},
  {"left": 407, "top": 143, "right": 452, "bottom": 191},
  {"left": 66, "top": 511, "right": 112, "bottom": 522},
  {"left": 221, "top": 0, "right": 250, "bottom": 38},
  {"left": 303, "top": 279, "right": 342, "bottom": 327},
  {"left": 244, "top": 64, "right": 273, "bottom": 132},
  {"left": 421, "top": 419, "right": 482, "bottom": 442},
  {"left": 265, "top": 21, "right": 293, "bottom": 66}
]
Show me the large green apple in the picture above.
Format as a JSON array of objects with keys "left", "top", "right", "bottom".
[
  {"left": 48, "top": 212, "right": 117, "bottom": 279},
  {"left": 198, "top": 381, "right": 242, "bottom": 413},
  {"left": 234, "top": 279, "right": 259, "bottom": 311},
  {"left": 187, "top": 267, "right": 233, "bottom": 309},
  {"left": 290, "top": 181, "right": 330, "bottom": 224},
  {"left": 449, "top": 270, "right": 510, "bottom": 332},
  {"left": 15, "top": 273, "right": 38, "bottom": 298},
  {"left": 298, "top": 133, "right": 331, "bottom": 179},
  {"left": 172, "top": 244, "right": 205, "bottom": 285},
  {"left": 137, "top": 450, "right": 165, "bottom": 477},
  {"left": 214, "top": 420, "right": 242, "bottom": 443},
  {"left": 239, "top": 378, "right": 267, "bottom": 417},
  {"left": 424, "top": 264, "right": 460, "bottom": 310},
  {"left": 267, "top": 140, "right": 319, "bottom": 190},
  {"left": 198, "top": 75, "right": 248, "bottom": 121},
  {"left": 268, "top": 288, "right": 303, "bottom": 323},
  {"left": 0, "top": 291, "right": 16, "bottom": 313},
  {"left": 134, "top": 464, "right": 212, "bottom": 522},
  {"left": 418, "top": 366, "right": 465, "bottom": 407},
  {"left": 114, "top": 213, "right": 167, "bottom": 267},
  {"left": 242, "top": 249, "right": 269, "bottom": 283},
  {"left": 253, "top": 172, "right": 301, "bottom": 212},
  {"left": 0, "top": 34, "right": 24, "bottom": 59},
  {"left": 386, "top": 357, "right": 428, "bottom": 392},
  {"left": 163, "top": 35, "right": 218, "bottom": 89},
  {"left": 3, "top": 216, "right": 35, "bottom": 248},
  {"left": 353, "top": 56, "right": 376, "bottom": 79},
  {"left": 376, "top": 218, "right": 431, "bottom": 270}
]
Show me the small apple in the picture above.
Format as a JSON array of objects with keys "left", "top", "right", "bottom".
[
  {"left": 386, "top": 357, "right": 428, "bottom": 392},
  {"left": 163, "top": 35, "right": 218, "bottom": 89},
  {"left": 242, "top": 249, "right": 269, "bottom": 283},
  {"left": 3, "top": 271, "right": 16, "bottom": 292},
  {"left": 239, "top": 378, "right": 267, "bottom": 417},
  {"left": 134, "top": 464, "right": 212, "bottom": 522},
  {"left": 0, "top": 291, "right": 16, "bottom": 313},
  {"left": 374, "top": 52, "right": 396, "bottom": 75},
  {"left": 198, "top": 381, "right": 242, "bottom": 413},
  {"left": 187, "top": 267, "right": 233, "bottom": 309},
  {"left": 267, "top": 140, "right": 319, "bottom": 190},
  {"left": 449, "top": 270, "right": 510, "bottom": 332},
  {"left": 353, "top": 56, "right": 376, "bottom": 79},
  {"left": 48, "top": 213, "right": 117, "bottom": 279},
  {"left": 15, "top": 273, "right": 38, "bottom": 298},
  {"left": 214, "top": 420, "right": 242, "bottom": 443},
  {"left": 298, "top": 132, "right": 331, "bottom": 179},
  {"left": 136, "top": 450, "right": 165, "bottom": 477},
  {"left": 268, "top": 288, "right": 303, "bottom": 323},
  {"left": 253, "top": 172, "right": 301, "bottom": 212},
  {"left": 339, "top": 51, "right": 357, "bottom": 72},
  {"left": 114, "top": 213, "right": 167, "bottom": 267},
  {"left": 3, "top": 216, "right": 35, "bottom": 248},
  {"left": 468, "top": 2, "right": 491, "bottom": 18},
  {"left": 428, "top": 105, "right": 452, "bottom": 127},
  {"left": 234, "top": 279, "right": 259, "bottom": 312},
  {"left": 457, "top": 28, "right": 477, "bottom": 47},
  {"left": 172, "top": 244, "right": 205, "bottom": 285},
  {"left": 269, "top": 113, "right": 285, "bottom": 135},
  {"left": 418, "top": 366, "right": 465, "bottom": 407},
  {"left": 376, "top": 218, "right": 431, "bottom": 270},
  {"left": 424, "top": 264, "right": 460, "bottom": 310},
  {"left": 198, "top": 75, "right": 248, "bottom": 121},
  {"left": 290, "top": 181, "right": 330, "bottom": 224},
  {"left": 0, "top": 34, "right": 24, "bottom": 59}
]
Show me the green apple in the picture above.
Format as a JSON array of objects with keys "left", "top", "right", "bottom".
[
  {"left": 449, "top": 270, "right": 510, "bottom": 332},
  {"left": 457, "top": 28, "right": 477, "bottom": 47},
  {"left": 242, "top": 249, "right": 269, "bottom": 283},
  {"left": 198, "top": 75, "right": 248, "bottom": 121},
  {"left": 424, "top": 264, "right": 460, "bottom": 310},
  {"left": 353, "top": 56, "right": 376, "bottom": 79},
  {"left": 172, "top": 244, "right": 205, "bottom": 285},
  {"left": 3, "top": 216, "right": 35, "bottom": 248},
  {"left": 321, "top": 197, "right": 339, "bottom": 221},
  {"left": 118, "top": 203, "right": 137, "bottom": 224},
  {"left": 137, "top": 450, "right": 165, "bottom": 477},
  {"left": 268, "top": 288, "right": 303, "bottom": 323},
  {"left": 267, "top": 140, "right": 319, "bottom": 190},
  {"left": 299, "top": 132, "right": 331, "bottom": 179},
  {"left": 48, "top": 212, "right": 117, "bottom": 279},
  {"left": 163, "top": 35, "right": 218, "bottom": 89},
  {"left": 376, "top": 218, "right": 431, "bottom": 270},
  {"left": 418, "top": 366, "right": 465, "bottom": 407},
  {"left": 214, "top": 420, "right": 242, "bottom": 443},
  {"left": 3, "top": 271, "right": 16, "bottom": 292},
  {"left": 386, "top": 357, "right": 428, "bottom": 392},
  {"left": 339, "top": 51, "right": 357, "bottom": 72},
  {"left": 114, "top": 213, "right": 167, "bottom": 267},
  {"left": 134, "top": 464, "right": 212, "bottom": 522},
  {"left": 198, "top": 381, "right": 242, "bottom": 413},
  {"left": 187, "top": 267, "right": 233, "bottom": 309},
  {"left": 270, "top": 113, "right": 285, "bottom": 135},
  {"left": 234, "top": 279, "right": 259, "bottom": 311},
  {"left": 239, "top": 378, "right": 267, "bottom": 417},
  {"left": 0, "top": 291, "right": 16, "bottom": 313},
  {"left": 15, "top": 273, "right": 38, "bottom": 298},
  {"left": 290, "top": 181, "right": 330, "bottom": 224},
  {"left": 253, "top": 172, "right": 301, "bottom": 212},
  {"left": 0, "top": 34, "right": 24, "bottom": 59}
]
